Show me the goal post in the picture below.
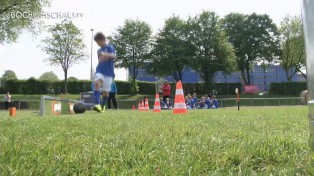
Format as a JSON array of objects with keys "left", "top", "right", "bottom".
[
  {"left": 39, "top": 95, "right": 78, "bottom": 116},
  {"left": 302, "top": 0, "right": 314, "bottom": 150}
]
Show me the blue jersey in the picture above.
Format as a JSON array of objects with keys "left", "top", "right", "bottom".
[
  {"left": 96, "top": 45, "right": 115, "bottom": 77},
  {"left": 212, "top": 99, "right": 219, "bottom": 108},
  {"left": 110, "top": 82, "right": 117, "bottom": 93},
  {"left": 205, "top": 98, "right": 211, "bottom": 109}
]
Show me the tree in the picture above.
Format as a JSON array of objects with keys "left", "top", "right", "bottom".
[
  {"left": 188, "top": 11, "right": 236, "bottom": 89},
  {"left": 39, "top": 71, "right": 59, "bottom": 82},
  {"left": 68, "top": 77, "right": 79, "bottom": 81},
  {"left": 109, "top": 19, "right": 152, "bottom": 94},
  {"left": 0, "top": 0, "right": 50, "bottom": 44},
  {"left": 148, "top": 15, "right": 195, "bottom": 81},
  {"left": 2, "top": 70, "right": 17, "bottom": 81},
  {"left": 41, "top": 20, "right": 87, "bottom": 93},
  {"left": 222, "top": 13, "right": 280, "bottom": 85},
  {"left": 279, "top": 15, "right": 306, "bottom": 81}
]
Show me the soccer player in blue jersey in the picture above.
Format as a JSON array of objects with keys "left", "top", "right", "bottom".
[{"left": 93, "top": 32, "right": 116, "bottom": 112}]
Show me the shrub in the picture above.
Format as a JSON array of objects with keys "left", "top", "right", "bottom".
[{"left": 269, "top": 82, "right": 307, "bottom": 95}]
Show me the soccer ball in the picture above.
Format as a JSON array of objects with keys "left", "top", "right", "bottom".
[
  {"left": 73, "top": 101, "right": 86, "bottom": 114},
  {"left": 157, "top": 90, "right": 163, "bottom": 94}
]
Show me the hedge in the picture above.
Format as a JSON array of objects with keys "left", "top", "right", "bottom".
[
  {"left": 2, "top": 78, "right": 242, "bottom": 95},
  {"left": 4, "top": 79, "right": 92, "bottom": 94},
  {"left": 269, "top": 82, "right": 307, "bottom": 95},
  {"left": 115, "top": 81, "right": 133, "bottom": 94},
  {"left": 179, "top": 83, "right": 242, "bottom": 95},
  {"left": 137, "top": 81, "right": 156, "bottom": 95}
]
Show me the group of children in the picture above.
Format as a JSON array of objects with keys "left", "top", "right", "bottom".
[
  {"left": 160, "top": 93, "right": 219, "bottom": 110},
  {"left": 185, "top": 93, "right": 219, "bottom": 109}
]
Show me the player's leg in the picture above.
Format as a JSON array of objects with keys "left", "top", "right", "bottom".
[
  {"left": 93, "top": 73, "right": 104, "bottom": 112},
  {"left": 4, "top": 102, "right": 8, "bottom": 110},
  {"left": 163, "top": 96, "right": 166, "bottom": 104},
  {"left": 101, "top": 76, "right": 113, "bottom": 111},
  {"left": 112, "top": 93, "right": 118, "bottom": 109},
  {"left": 107, "top": 93, "right": 112, "bottom": 110}
]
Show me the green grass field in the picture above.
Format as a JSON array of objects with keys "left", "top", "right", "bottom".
[{"left": 1, "top": 107, "right": 314, "bottom": 175}]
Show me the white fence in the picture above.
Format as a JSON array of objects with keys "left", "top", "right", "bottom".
[{"left": 0, "top": 97, "right": 303, "bottom": 110}]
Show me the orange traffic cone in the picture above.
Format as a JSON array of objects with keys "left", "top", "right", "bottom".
[
  {"left": 173, "top": 81, "right": 187, "bottom": 114},
  {"left": 132, "top": 104, "right": 135, "bottom": 110},
  {"left": 9, "top": 107, "right": 16, "bottom": 117},
  {"left": 144, "top": 98, "right": 149, "bottom": 111},
  {"left": 153, "top": 93, "right": 161, "bottom": 112},
  {"left": 138, "top": 102, "right": 141, "bottom": 110},
  {"left": 140, "top": 100, "right": 144, "bottom": 111}
]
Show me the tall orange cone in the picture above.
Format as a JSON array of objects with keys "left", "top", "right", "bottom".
[
  {"left": 144, "top": 98, "right": 149, "bottom": 111},
  {"left": 138, "top": 102, "right": 141, "bottom": 110},
  {"left": 132, "top": 104, "right": 135, "bottom": 110},
  {"left": 173, "top": 81, "right": 187, "bottom": 114},
  {"left": 153, "top": 93, "right": 161, "bottom": 112}
]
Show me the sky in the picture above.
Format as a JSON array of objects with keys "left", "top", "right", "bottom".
[{"left": 0, "top": 0, "right": 302, "bottom": 81}]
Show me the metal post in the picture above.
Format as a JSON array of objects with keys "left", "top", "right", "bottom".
[
  {"left": 235, "top": 88, "right": 239, "bottom": 111},
  {"left": 302, "top": 0, "right": 314, "bottom": 150},
  {"left": 39, "top": 95, "right": 45, "bottom": 116},
  {"left": 90, "top": 29, "right": 94, "bottom": 81},
  {"left": 279, "top": 98, "right": 281, "bottom": 106},
  {"left": 265, "top": 99, "right": 267, "bottom": 106},
  {"left": 18, "top": 100, "right": 21, "bottom": 110}
]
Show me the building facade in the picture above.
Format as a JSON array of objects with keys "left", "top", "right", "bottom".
[{"left": 134, "top": 64, "right": 306, "bottom": 92}]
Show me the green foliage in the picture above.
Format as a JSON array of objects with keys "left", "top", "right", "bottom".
[
  {"left": 4, "top": 79, "right": 92, "bottom": 95},
  {"left": 149, "top": 16, "right": 194, "bottom": 81},
  {"left": 109, "top": 19, "right": 152, "bottom": 84},
  {"left": 3, "top": 78, "right": 241, "bottom": 95},
  {"left": 279, "top": 15, "right": 306, "bottom": 81},
  {"left": 177, "top": 83, "right": 242, "bottom": 95},
  {"left": 115, "top": 81, "right": 133, "bottom": 94},
  {"left": 222, "top": 13, "right": 280, "bottom": 85},
  {"left": 269, "top": 82, "right": 306, "bottom": 95},
  {"left": 0, "top": 0, "right": 50, "bottom": 44},
  {"left": 4, "top": 80, "right": 24, "bottom": 94},
  {"left": 39, "top": 71, "right": 59, "bottom": 82},
  {"left": 188, "top": 11, "right": 236, "bottom": 87},
  {"left": 23, "top": 77, "right": 38, "bottom": 94},
  {"left": 67, "top": 77, "right": 79, "bottom": 82},
  {"left": 2, "top": 70, "right": 17, "bottom": 81},
  {"left": 0, "top": 107, "right": 312, "bottom": 175},
  {"left": 130, "top": 80, "right": 139, "bottom": 95},
  {"left": 137, "top": 81, "right": 156, "bottom": 95},
  {"left": 41, "top": 20, "right": 88, "bottom": 93},
  {"left": 0, "top": 87, "right": 5, "bottom": 94}
]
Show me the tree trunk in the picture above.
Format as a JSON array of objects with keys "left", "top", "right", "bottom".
[
  {"left": 205, "top": 76, "right": 214, "bottom": 94},
  {"left": 64, "top": 69, "right": 68, "bottom": 94},
  {"left": 130, "top": 48, "right": 138, "bottom": 94},
  {"left": 298, "top": 69, "right": 307, "bottom": 80},
  {"left": 130, "top": 67, "right": 138, "bottom": 94},
  {"left": 245, "top": 65, "right": 251, "bottom": 85},
  {"left": 173, "top": 71, "right": 181, "bottom": 82},
  {"left": 285, "top": 67, "right": 298, "bottom": 82},
  {"left": 285, "top": 69, "right": 291, "bottom": 82},
  {"left": 201, "top": 66, "right": 213, "bottom": 94},
  {"left": 131, "top": 77, "right": 137, "bottom": 95},
  {"left": 178, "top": 71, "right": 183, "bottom": 81},
  {"left": 240, "top": 70, "right": 247, "bottom": 85}
]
